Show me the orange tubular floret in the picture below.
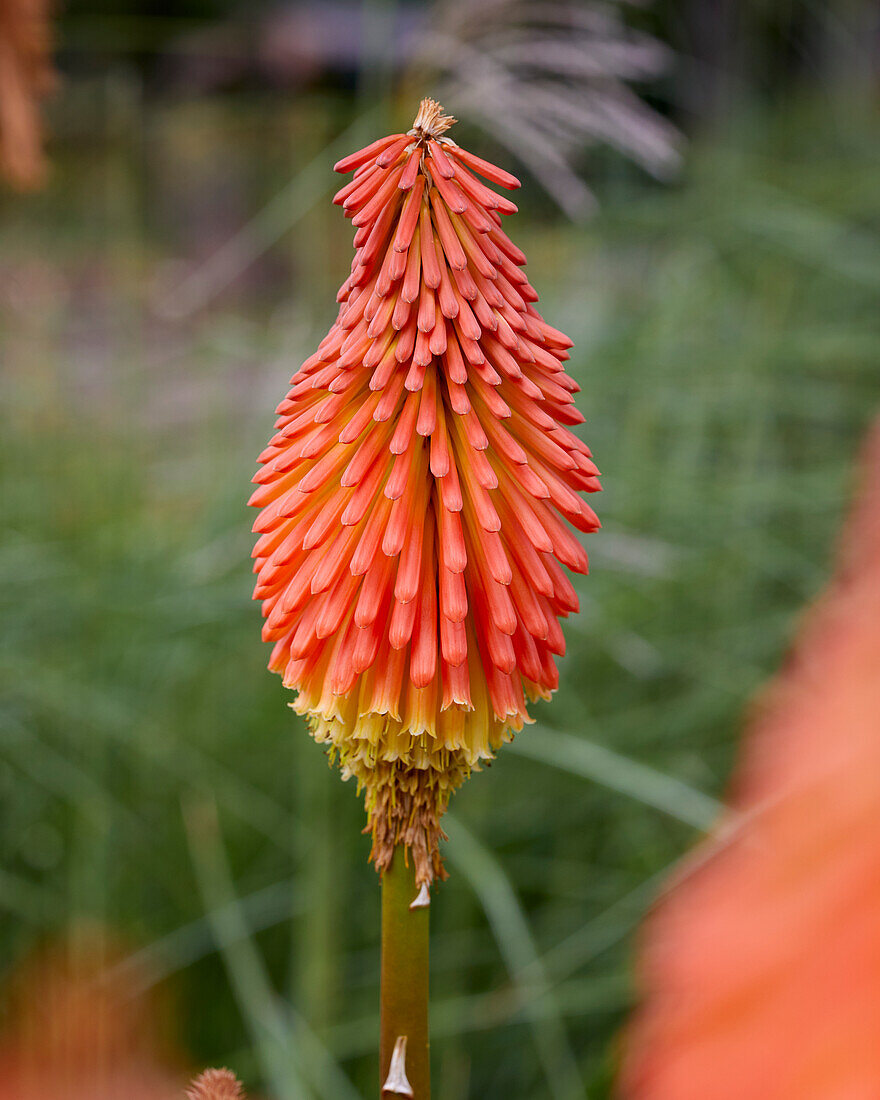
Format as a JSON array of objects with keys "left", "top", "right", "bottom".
[{"left": 251, "top": 99, "right": 600, "bottom": 886}]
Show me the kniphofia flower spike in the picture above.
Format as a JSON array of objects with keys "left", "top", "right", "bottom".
[{"left": 251, "top": 99, "right": 600, "bottom": 886}]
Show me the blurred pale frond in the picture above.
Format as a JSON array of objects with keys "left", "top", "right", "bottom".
[{"left": 414, "top": 0, "right": 682, "bottom": 219}]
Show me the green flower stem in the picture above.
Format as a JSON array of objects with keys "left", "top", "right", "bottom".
[{"left": 380, "top": 849, "right": 430, "bottom": 1097}]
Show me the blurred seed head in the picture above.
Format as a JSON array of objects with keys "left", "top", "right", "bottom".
[{"left": 412, "top": 0, "right": 682, "bottom": 219}]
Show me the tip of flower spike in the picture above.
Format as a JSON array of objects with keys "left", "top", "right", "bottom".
[{"left": 409, "top": 98, "right": 457, "bottom": 141}]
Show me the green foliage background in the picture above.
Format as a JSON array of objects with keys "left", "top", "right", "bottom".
[{"left": 1, "top": 79, "right": 879, "bottom": 1097}]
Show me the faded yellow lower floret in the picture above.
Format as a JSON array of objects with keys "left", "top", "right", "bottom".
[{"left": 293, "top": 687, "right": 546, "bottom": 885}]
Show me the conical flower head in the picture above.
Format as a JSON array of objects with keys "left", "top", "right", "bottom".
[{"left": 251, "top": 99, "right": 600, "bottom": 885}]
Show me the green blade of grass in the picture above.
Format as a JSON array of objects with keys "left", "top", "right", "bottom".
[
  {"left": 508, "top": 726, "right": 721, "bottom": 829},
  {"left": 183, "top": 796, "right": 360, "bottom": 1100},
  {"left": 445, "top": 814, "right": 586, "bottom": 1100}
]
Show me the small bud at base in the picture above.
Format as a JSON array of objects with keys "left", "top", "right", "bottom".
[{"left": 186, "top": 1067, "right": 246, "bottom": 1100}]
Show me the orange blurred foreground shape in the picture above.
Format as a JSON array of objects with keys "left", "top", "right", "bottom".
[
  {"left": 620, "top": 418, "right": 880, "bottom": 1100},
  {"left": 0, "top": 928, "right": 188, "bottom": 1100},
  {"left": 0, "top": 0, "right": 55, "bottom": 190}
]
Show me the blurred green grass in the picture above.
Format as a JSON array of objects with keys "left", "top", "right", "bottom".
[{"left": 1, "top": 91, "right": 878, "bottom": 1097}]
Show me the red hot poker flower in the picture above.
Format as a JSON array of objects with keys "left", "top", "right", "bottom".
[{"left": 250, "top": 99, "right": 600, "bottom": 886}]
